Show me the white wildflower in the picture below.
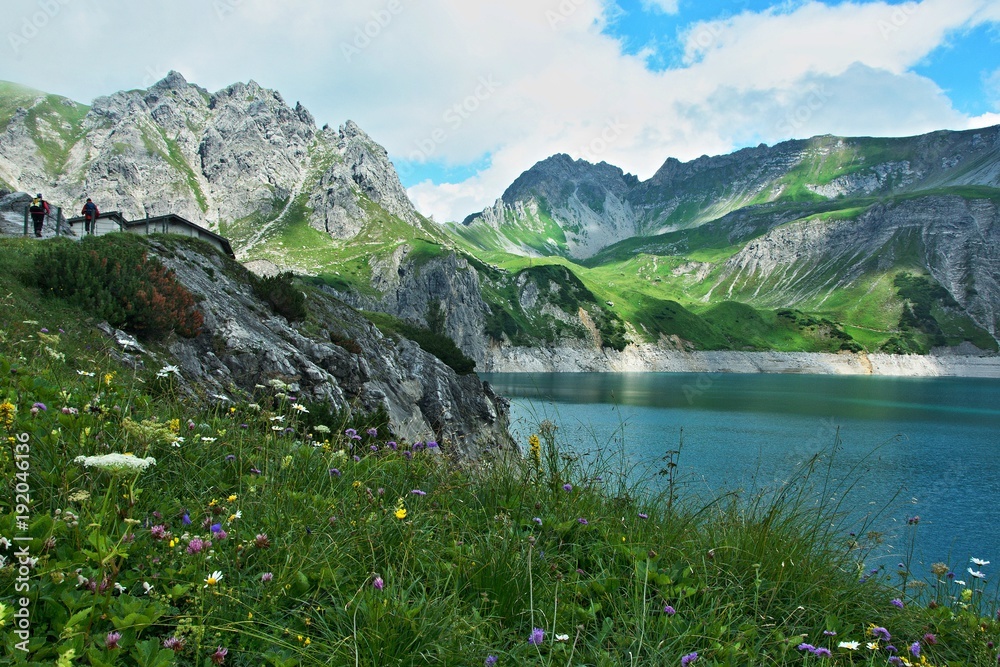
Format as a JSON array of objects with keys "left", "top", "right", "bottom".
[
  {"left": 74, "top": 453, "right": 156, "bottom": 473},
  {"left": 156, "top": 365, "right": 181, "bottom": 378}
]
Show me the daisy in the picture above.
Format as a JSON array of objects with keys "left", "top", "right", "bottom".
[
  {"left": 970, "top": 557, "right": 990, "bottom": 567},
  {"left": 204, "top": 570, "right": 224, "bottom": 587}
]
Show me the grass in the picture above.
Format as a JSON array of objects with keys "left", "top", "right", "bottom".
[{"left": 1, "top": 237, "right": 999, "bottom": 665}]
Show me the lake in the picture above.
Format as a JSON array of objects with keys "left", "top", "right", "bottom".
[{"left": 482, "top": 372, "right": 1000, "bottom": 580}]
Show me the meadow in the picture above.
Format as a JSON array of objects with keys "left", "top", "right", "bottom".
[{"left": 1, "top": 236, "right": 999, "bottom": 666}]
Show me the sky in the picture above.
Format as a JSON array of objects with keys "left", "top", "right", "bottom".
[{"left": 3, "top": 0, "right": 1000, "bottom": 222}]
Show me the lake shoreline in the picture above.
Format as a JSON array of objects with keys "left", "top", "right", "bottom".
[{"left": 484, "top": 343, "right": 1000, "bottom": 378}]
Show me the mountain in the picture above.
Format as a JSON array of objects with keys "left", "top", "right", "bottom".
[
  {"left": 0, "top": 73, "right": 436, "bottom": 254},
  {"left": 2, "top": 75, "right": 997, "bottom": 366}
]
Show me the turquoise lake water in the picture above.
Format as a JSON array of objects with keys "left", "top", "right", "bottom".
[{"left": 482, "top": 372, "right": 1000, "bottom": 579}]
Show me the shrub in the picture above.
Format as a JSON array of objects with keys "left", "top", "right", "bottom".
[
  {"left": 364, "top": 311, "right": 476, "bottom": 375},
  {"left": 250, "top": 271, "right": 307, "bottom": 321},
  {"left": 29, "top": 235, "right": 203, "bottom": 339}
]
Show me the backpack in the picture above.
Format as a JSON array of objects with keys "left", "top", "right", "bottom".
[
  {"left": 29, "top": 198, "right": 44, "bottom": 214},
  {"left": 83, "top": 202, "right": 97, "bottom": 218}
]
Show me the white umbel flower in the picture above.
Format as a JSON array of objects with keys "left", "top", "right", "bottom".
[{"left": 74, "top": 453, "right": 156, "bottom": 472}]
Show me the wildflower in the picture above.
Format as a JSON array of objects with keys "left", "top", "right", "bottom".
[
  {"left": 370, "top": 444, "right": 378, "bottom": 452},
  {"left": 888, "top": 658, "right": 904, "bottom": 666},
  {"left": 204, "top": 570, "right": 223, "bottom": 587},
  {"left": 533, "top": 517, "right": 542, "bottom": 526},
  {"left": 201, "top": 436, "right": 217, "bottom": 443},
  {"left": 891, "top": 598, "right": 904, "bottom": 609},
  {"left": 261, "top": 572, "right": 273, "bottom": 583},
  {"left": 528, "top": 628, "right": 544, "bottom": 645},
  {"left": 395, "top": 507, "right": 407, "bottom": 520},
  {"left": 388, "top": 441, "right": 398, "bottom": 450},
  {"left": 866, "top": 642, "right": 879, "bottom": 650},
  {"left": 32, "top": 401, "right": 47, "bottom": 412},
  {"left": 798, "top": 643, "right": 817, "bottom": 652},
  {"left": 150, "top": 525, "right": 169, "bottom": 540},
  {"left": 923, "top": 633, "right": 937, "bottom": 645},
  {"left": 106, "top": 631, "right": 122, "bottom": 649},
  {"left": 163, "top": 637, "right": 184, "bottom": 651},
  {"left": 0, "top": 400, "right": 16, "bottom": 427},
  {"left": 910, "top": 642, "right": 920, "bottom": 658},
  {"left": 663, "top": 604, "right": 676, "bottom": 616},
  {"left": 187, "top": 537, "right": 206, "bottom": 554},
  {"left": 330, "top": 468, "right": 341, "bottom": 477},
  {"left": 291, "top": 403, "right": 308, "bottom": 413},
  {"left": 156, "top": 365, "right": 181, "bottom": 378},
  {"left": 823, "top": 630, "right": 837, "bottom": 637},
  {"left": 813, "top": 647, "right": 832, "bottom": 657},
  {"left": 142, "top": 581, "right": 154, "bottom": 594},
  {"left": 578, "top": 518, "right": 589, "bottom": 525},
  {"left": 563, "top": 483, "right": 573, "bottom": 492},
  {"left": 255, "top": 534, "right": 271, "bottom": 548},
  {"left": 638, "top": 512, "right": 649, "bottom": 519},
  {"left": 838, "top": 641, "right": 860, "bottom": 650},
  {"left": 971, "top": 557, "right": 991, "bottom": 567},
  {"left": 76, "top": 369, "right": 96, "bottom": 377},
  {"left": 529, "top": 434, "right": 541, "bottom": 465},
  {"left": 210, "top": 646, "right": 228, "bottom": 664},
  {"left": 74, "top": 453, "right": 156, "bottom": 473},
  {"left": 224, "top": 454, "right": 236, "bottom": 462},
  {"left": 485, "top": 656, "right": 497, "bottom": 666},
  {"left": 681, "top": 652, "right": 699, "bottom": 666},
  {"left": 182, "top": 512, "right": 192, "bottom": 525},
  {"left": 372, "top": 576, "right": 384, "bottom": 590},
  {"left": 367, "top": 427, "right": 378, "bottom": 437},
  {"left": 969, "top": 566, "right": 987, "bottom": 579},
  {"left": 931, "top": 562, "right": 949, "bottom": 576},
  {"left": 872, "top": 627, "right": 891, "bottom": 641},
  {"left": 427, "top": 440, "right": 438, "bottom": 448},
  {"left": 411, "top": 489, "right": 427, "bottom": 496}
]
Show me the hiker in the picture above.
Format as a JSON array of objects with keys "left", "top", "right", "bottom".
[
  {"left": 29, "top": 193, "right": 50, "bottom": 237},
  {"left": 80, "top": 197, "right": 99, "bottom": 233}
]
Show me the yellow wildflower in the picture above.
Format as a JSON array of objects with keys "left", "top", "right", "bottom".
[
  {"left": 103, "top": 372, "right": 114, "bottom": 386},
  {"left": 529, "top": 434, "right": 541, "bottom": 465},
  {"left": 227, "top": 494, "right": 237, "bottom": 502},
  {"left": 395, "top": 507, "right": 407, "bottom": 520},
  {"left": 0, "top": 400, "right": 16, "bottom": 428},
  {"left": 167, "top": 418, "right": 180, "bottom": 434}
]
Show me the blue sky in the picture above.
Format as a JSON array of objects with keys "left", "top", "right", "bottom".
[{"left": 2, "top": 0, "right": 1000, "bottom": 221}]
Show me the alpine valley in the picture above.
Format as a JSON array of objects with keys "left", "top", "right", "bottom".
[{"left": 2, "top": 73, "right": 999, "bottom": 376}]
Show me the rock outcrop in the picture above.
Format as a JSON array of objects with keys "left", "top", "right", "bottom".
[{"left": 148, "top": 237, "right": 510, "bottom": 460}]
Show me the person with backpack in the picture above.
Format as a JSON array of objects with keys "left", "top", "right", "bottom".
[
  {"left": 29, "top": 193, "right": 50, "bottom": 237},
  {"left": 80, "top": 197, "right": 99, "bottom": 233}
]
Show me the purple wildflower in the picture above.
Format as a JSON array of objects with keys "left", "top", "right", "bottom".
[
  {"left": 353, "top": 455, "right": 360, "bottom": 462},
  {"left": 182, "top": 512, "right": 192, "bottom": 526},
  {"left": 261, "top": 572, "right": 273, "bottom": 583},
  {"left": 225, "top": 454, "right": 235, "bottom": 462},
  {"left": 106, "top": 631, "right": 122, "bottom": 649},
  {"left": 372, "top": 576, "right": 384, "bottom": 590},
  {"left": 367, "top": 428, "right": 378, "bottom": 437},
  {"left": 211, "top": 523, "right": 223, "bottom": 533},
  {"left": 345, "top": 428, "right": 357, "bottom": 437},
  {"left": 533, "top": 517, "right": 542, "bottom": 525},
  {"left": 888, "top": 658, "right": 903, "bottom": 666},
  {"left": 891, "top": 598, "right": 904, "bottom": 609},
  {"left": 681, "top": 652, "right": 698, "bottom": 666},
  {"left": 250, "top": 467, "right": 261, "bottom": 475},
  {"left": 822, "top": 630, "right": 837, "bottom": 637},
  {"left": 427, "top": 441, "right": 438, "bottom": 448},
  {"left": 638, "top": 512, "right": 649, "bottom": 519},
  {"left": 32, "top": 402, "right": 47, "bottom": 411},
  {"left": 186, "top": 537, "right": 205, "bottom": 554},
  {"left": 563, "top": 484, "right": 573, "bottom": 492},
  {"left": 411, "top": 489, "right": 427, "bottom": 496},
  {"left": 150, "top": 524, "right": 168, "bottom": 540},
  {"left": 798, "top": 643, "right": 817, "bottom": 652},
  {"left": 210, "top": 646, "right": 228, "bottom": 665},
  {"left": 528, "top": 628, "right": 544, "bottom": 645},
  {"left": 872, "top": 627, "right": 891, "bottom": 641},
  {"left": 387, "top": 441, "right": 398, "bottom": 450},
  {"left": 329, "top": 468, "right": 341, "bottom": 477},
  {"left": 923, "top": 633, "right": 937, "bottom": 645},
  {"left": 578, "top": 518, "right": 589, "bottom": 525},
  {"left": 910, "top": 642, "right": 920, "bottom": 658},
  {"left": 404, "top": 451, "right": 412, "bottom": 460},
  {"left": 254, "top": 534, "right": 270, "bottom": 548},
  {"left": 163, "top": 637, "right": 184, "bottom": 651},
  {"left": 813, "top": 647, "right": 832, "bottom": 658},
  {"left": 663, "top": 605, "right": 676, "bottom": 616},
  {"left": 485, "top": 656, "right": 497, "bottom": 666}
]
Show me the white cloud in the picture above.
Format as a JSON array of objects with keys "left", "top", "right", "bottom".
[
  {"left": 1, "top": 0, "right": 999, "bottom": 223},
  {"left": 641, "top": 0, "right": 681, "bottom": 14}
]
